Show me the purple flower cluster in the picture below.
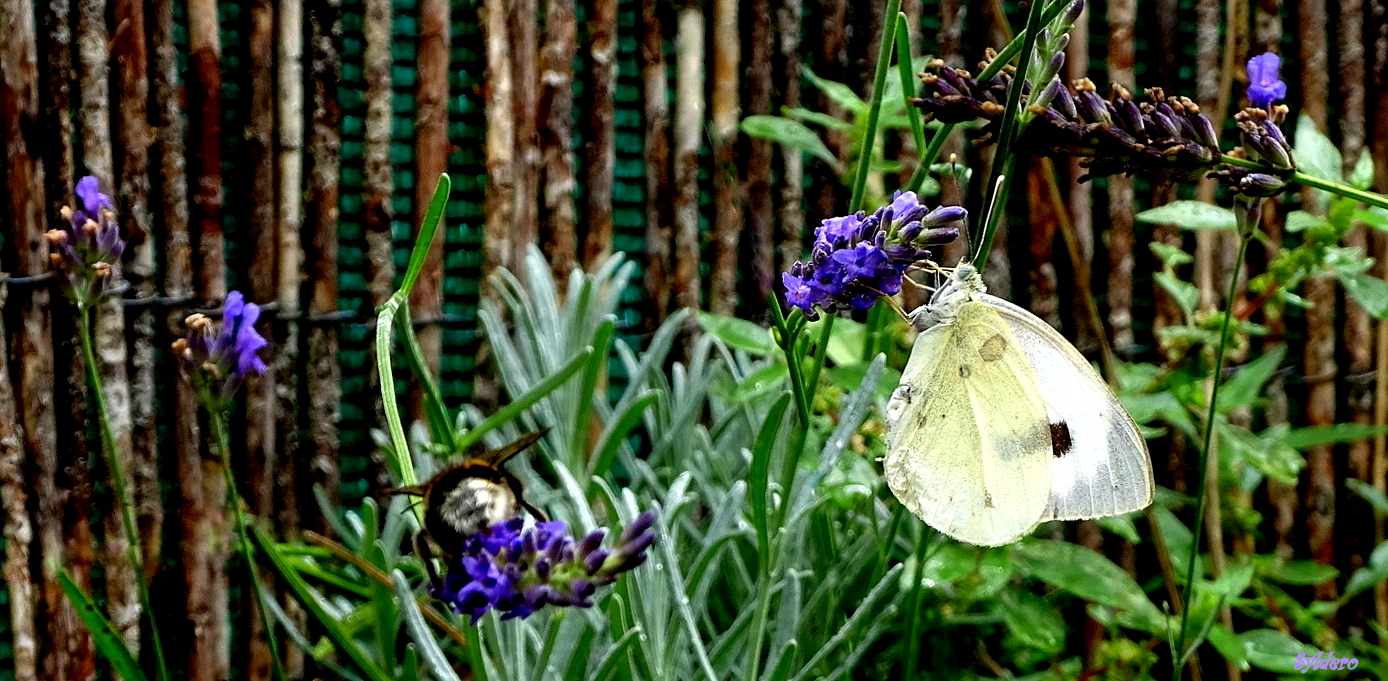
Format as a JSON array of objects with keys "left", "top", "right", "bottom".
[
  {"left": 782, "top": 192, "right": 962, "bottom": 318},
  {"left": 434, "top": 511, "right": 657, "bottom": 624},
  {"left": 172, "top": 291, "right": 270, "bottom": 402},
  {"left": 46, "top": 176, "right": 125, "bottom": 306},
  {"left": 1245, "top": 53, "right": 1287, "bottom": 108}
]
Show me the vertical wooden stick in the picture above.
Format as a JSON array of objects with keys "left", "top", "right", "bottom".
[
  {"left": 540, "top": 0, "right": 579, "bottom": 284},
  {"left": 639, "top": 0, "right": 672, "bottom": 321},
  {"left": 0, "top": 280, "right": 36, "bottom": 681},
  {"left": 482, "top": 0, "right": 516, "bottom": 288},
  {"left": 582, "top": 0, "right": 618, "bottom": 269},
  {"left": 363, "top": 0, "right": 395, "bottom": 309},
  {"left": 1105, "top": 0, "right": 1136, "bottom": 353},
  {"left": 412, "top": 0, "right": 450, "bottom": 416},
  {"left": 673, "top": 0, "right": 705, "bottom": 312},
  {"left": 744, "top": 0, "right": 773, "bottom": 306},
  {"left": 189, "top": 0, "right": 226, "bottom": 302},
  {"left": 509, "top": 0, "right": 540, "bottom": 274},
  {"left": 1299, "top": 0, "right": 1339, "bottom": 605},
  {"left": 775, "top": 0, "right": 804, "bottom": 279},
  {"left": 1368, "top": 0, "right": 1388, "bottom": 631},
  {"left": 709, "top": 0, "right": 740, "bottom": 315}
]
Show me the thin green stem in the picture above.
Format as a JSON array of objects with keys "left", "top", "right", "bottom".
[
  {"left": 1173, "top": 230, "right": 1253, "bottom": 680},
  {"left": 973, "top": 0, "right": 1049, "bottom": 267},
  {"left": 847, "top": 0, "right": 903, "bottom": 213},
  {"left": 78, "top": 303, "right": 170, "bottom": 681},
  {"left": 894, "top": 15, "right": 926, "bottom": 165},
  {"left": 208, "top": 408, "right": 289, "bottom": 681},
  {"left": 1220, "top": 154, "right": 1388, "bottom": 210}
]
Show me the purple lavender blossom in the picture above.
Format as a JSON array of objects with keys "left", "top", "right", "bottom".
[
  {"left": 1245, "top": 53, "right": 1287, "bottom": 108},
  {"left": 434, "top": 511, "right": 658, "bottom": 624},
  {"left": 780, "top": 192, "right": 962, "bottom": 318},
  {"left": 173, "top": 291, "right": 270, "bottom": 402},
  {"left": 46, "top": 176, "right": 125, "bottom": 306}
]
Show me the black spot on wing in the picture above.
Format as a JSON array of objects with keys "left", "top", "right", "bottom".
[{"left": 1050, "top": 421, "right": 1073, "bottom": 458}]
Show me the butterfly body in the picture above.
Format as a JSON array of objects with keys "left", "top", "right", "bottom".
[{"left": 885, "top": 265, "right": 1154, "bottom": 546}]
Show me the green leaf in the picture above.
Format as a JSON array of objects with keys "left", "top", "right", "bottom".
[
  {"left": 1347, "top": 478, "right": 1388, "bottom": 515},
  {"left": 1238, "top": 629, "right": 1320, "bottom": 673},
  {"left": 1136, "top": 201, "right": 1238, "bottom": 230},
  {"left": 697, "top": 312, "right": 777, "bottom": 355},
  {"left": 1350, "top": 150, "right": 1376, "bottom": 190},
  {"left": 804, "top": 67, "right": 868, "bottom": 115},
  {"left": 1207, "top": 625, "right": 1250, "bottom": 671},
  {"left": 998, "top": 590, "right": 1065, "bottom": 653},
  {"left": 741, "top": 115, "right": 842, "bottom": 168},
  {"left": 1220, "top": 421, "right": 1305, "bottom": 483},
  {"left": 454, "top": 346, "right": 593, "bottom": 453},
  {"left": 1282, "top": 424, "right": 1388, "bottom": 451},
  {"left": 1095, "top": 512, "right": 1141, "bottom": 544},
  {"left": 1208, "top": 561, "right": 1255, "bottom": 599},
  {"left": 1154, "top": 271, "right": 1200, "bottom": 315},
  {"left": 1285, "top": 210, "right": 1329, "bottom": 233},
  {"left": 1336, "top": 270, "right": 1388, "bottom": 319},
  {"left": 392, "top": 571, "right": 462, "bottom": 681},
  {"left": 1295, "top": 114, "right": 1343, "bottom": 185},
  {"left": 1344, "top": 541, "right": 1388, "bottom": 600},
  {"left": 60, "top": 571, "right": 151, "bottom": 681},
  {"left": 1216, "top": 345, "right": 1286, "bottom": 413},
  {"left": 1357, "top": 207, "right": 1388, "bottom": 231},
  {"left": 1014, "top": 540, "right": 1164, "bottom": 631},
  {"left": 1150, "top": 241, "right": 1194, "bottom": 267},
  {"left": 1270, "top": 560, "right": 1340, "bottom": 586},
  {"left": 782, "top": 107, "right": 855, "bottom": 132}
]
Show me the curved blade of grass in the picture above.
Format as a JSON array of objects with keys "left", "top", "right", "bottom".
[
  {"left": 377, "top": 173, "right": 453, "bottom": 488},
  {"left": 894, "top": 15, "right": 926, "bottom": 161},
  {"left": 454, "top": 345, "right": 594, "bottom": 453},
  {"left": 588, "top": 389, "right": 661, "bottom": 481},
  {"left": 397, "top": 304, "right": 456, "bottom": 452},
  {"left": 252, "top": 525, "right": 394, "bottom": 681},
  {"left": 750, "top": 393, "right": 794, "bottom": 561},
  {"left": 393, "top": 570, "right": 463, "bottom": 681},
  {"left": 60, "top": 570, "right": 150, "bottom": 681}
]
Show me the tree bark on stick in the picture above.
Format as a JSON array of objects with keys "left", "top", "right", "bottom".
[
  {"left": 639, "top": 0, "right": 672, "bottom": 321},
  {"left": 509, "top": 0, "right": 539, "bottom": 275},
  {"left": 1106, "top": 0, "right": 1136, "bottom": 352},
  {"left": 1299, "top": 0, "right": 1338, "bottom": 604},
  {"left": 112, "top": 0, "right": 160, "bottom": 589},
  {"left": 78, "top": 0, "right": 140, "bottom": 657},
  {"left": 1065, "top": 5, "right": 1096, "bottom": 352},
  {"left": 1368, "top": 0, "right": 1388, "bottom": 630},
  {"left": 745, "top": 0, "right": 773, "bottom": 306},
  {"left": 709, "top": 0, "right": 740, "bottom": 315},
  {"left": 1338, "top": 0, "right": 1375, "bottom": 628},
  {"left": 774, "top": 0, "right": 804, "bottom": 279},
  {"left": 0, "top": 281, "right": 37, "bottom": 681},
  {"left": 189, "top": 0, "right": 226, "bottom": 302},
  {"left": 304, "top": 0, "right": 342, "bottom": 543},
  {"left": 276, "top": 0, "right": 307, "bottom": 556},
  {"left": 26, "top": 0, "right": 82, "bottom": 674},
  {"left": 582, "top": 0, "right": 618, "bottom": 270},
  {"left": 814, "top": 0, "right": 848, "bottom": 226},
  {"left": 363, "top": 0, "right": 395, "bottom": 310},
  {"left": 673, "top": 1, "right": 705, "bottom": 312},
  {"left": 411, "top": 0, "right": 449, "bottom": 419},
  {"left": 244, "top": 2, "right": 278, "bottom": 677},
  {"left": 540, "top": 0, "right": 579, "bottom": 285},
  {"left": 482, "top": 0, "right": 516, "bottom": 286}
]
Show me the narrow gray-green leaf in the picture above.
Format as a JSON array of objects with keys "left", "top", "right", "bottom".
[
  {"left": 392, "top": 570, "right": 462, "bottom": 681},
  {"left": 1136, "top": 201, "right": 1238, "bottom": 230},
  {"left": 741, "top": 115, "right": 841, "bottom": 168}
]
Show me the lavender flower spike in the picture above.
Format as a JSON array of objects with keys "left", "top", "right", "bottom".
[
  {"left": 781, "top": 193, "right": 962, "bottom": 319},
  {"left": 434, "top": 511, "right": 658, "bottom": 623},
  {"left": 47, "top": 175, "right": 125, "bottom": 306},
  {"left": 173, "top": 291, "right": 270, "bottom": 403},
  {"left": 1245, "top": 53, "right": 1287, "bottom": 108}
]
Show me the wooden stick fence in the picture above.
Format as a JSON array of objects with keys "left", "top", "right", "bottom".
[{"left": 1, "top": 0, "right": 1387, "bottom": 677}]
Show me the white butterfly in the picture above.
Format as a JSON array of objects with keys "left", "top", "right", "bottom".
[{"left": 884, "top": 263, "right": 1154, "bottom": 546}]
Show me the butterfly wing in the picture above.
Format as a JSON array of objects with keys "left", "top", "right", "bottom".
[
  {"left": 886, "top": 301, "right": 1056, "bottom": 546},
  {"left": 980, "top": 293, "right": 1154, "bottom": 520}
]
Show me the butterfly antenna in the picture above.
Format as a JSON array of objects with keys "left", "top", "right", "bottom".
[{"left": 971, "top": 174, "right": 1007, "bottom": 265}]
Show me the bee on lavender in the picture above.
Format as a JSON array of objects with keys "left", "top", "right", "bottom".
[{"left": 389, "top": 430, "right": 548, "bottom": 562}]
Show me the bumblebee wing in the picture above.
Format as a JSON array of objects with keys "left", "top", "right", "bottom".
[{"left": 476, "top": 429, "right": 549, "bottom": 466}]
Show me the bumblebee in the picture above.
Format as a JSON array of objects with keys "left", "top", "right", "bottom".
[{"left": 390, "top": 430, "right": 547, "bottom": 558}]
